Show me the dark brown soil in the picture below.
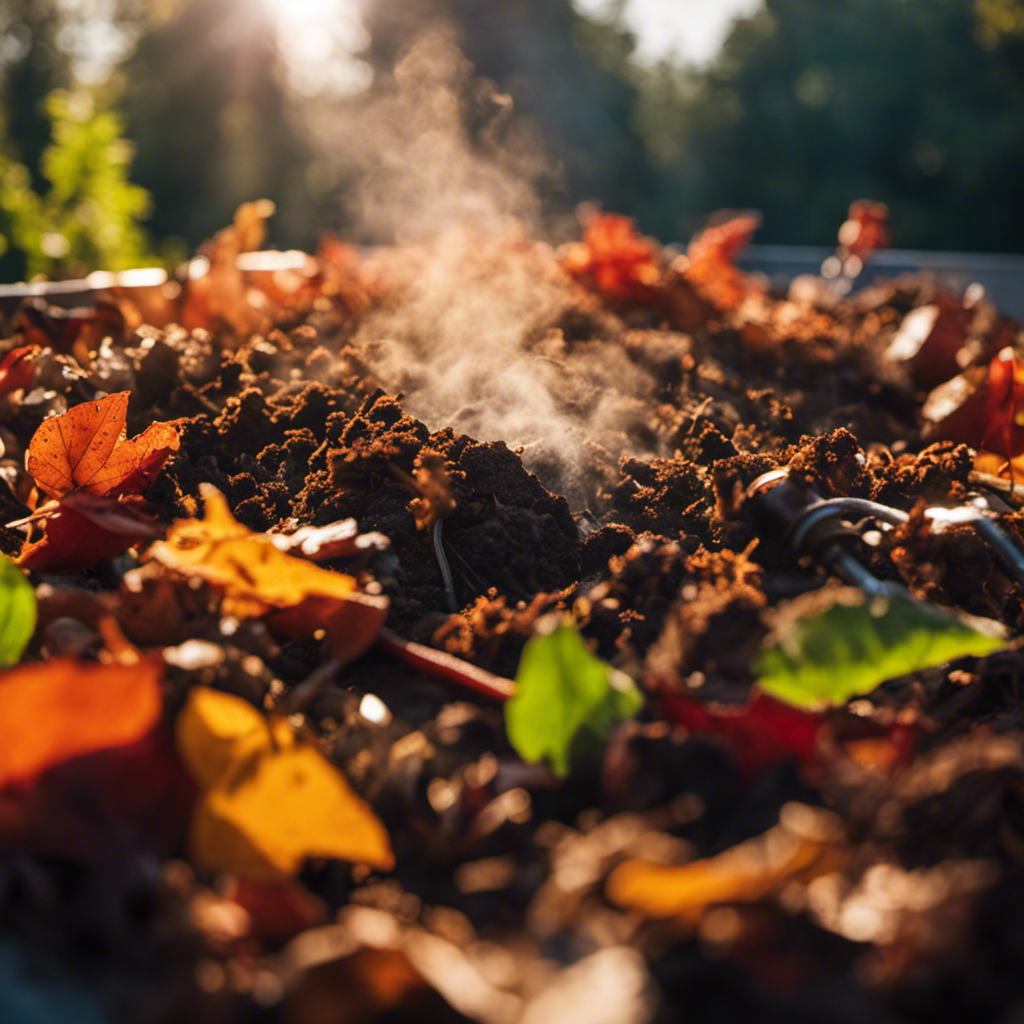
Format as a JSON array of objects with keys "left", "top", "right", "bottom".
[{"left": 2, "top": 241, "right": 1024, "bottom": 1024}]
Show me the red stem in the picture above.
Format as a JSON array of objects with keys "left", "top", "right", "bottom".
[{"left": 377, "top": 628, "right": 515, "bottom": 702}]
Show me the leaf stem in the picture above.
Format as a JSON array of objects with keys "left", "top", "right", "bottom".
[{"left": 377, "top": 628, "right": 515, "bottom": 702}]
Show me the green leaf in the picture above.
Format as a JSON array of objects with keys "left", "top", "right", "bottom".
[
  {"left": 505, "top": 622, "right": 643, "bottom": 776},
  {"left": 756, "top": 589, "right": 1006, "bottom": 710},
  {"left": 0, "top": 556, "right": 35, "bottom": 669}
]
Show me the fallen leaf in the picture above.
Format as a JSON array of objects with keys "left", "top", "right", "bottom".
[
  {"left": 838, "top": 198, "right": 890, "bottom": 261},
  {"left": 0, "top": 658, "right": 163, "bottom": 789},
  {"left": 683, "top": 213, "right": 762, "bottom": 311},
  {"left": 560, "top": 212, "right": 665, "bottom": 306},
  {"left": 0, "top": 727, "right": 195, "bottom": 861},
  {"left": 10, "top": 492, "right": 163, "bottom": 572},
  {"left": 0, "top": 556, "right": 35, "bottom": 668},
  {"left": 180, "top": 199, "right": 276, "bottom": 341},
  {"left": 658, "top": 687, "right": 823, "bottom": 778},
  {"left": 756, "top": 588, "right": 1005, "bottom": 710},
  {"left": 505, "top": 621, "right": 643, "bottom": 776},
  {"left": 658, "top": 684, "right": 917, "bottom": 781},
  {"left": 148, "top": 485, "right": 387, "bottom": 660},
  {"left": 606, "top": 803, "right": 846, "bottom": 921},
  {"left": 0, "top": 345, "right": 41, "bottom": 397},
  {"left": 884, "top": 296, "right": 967, "bottom": 390},
  {"left": 223, "top": 876, "right": 327, "bottom": 944},
  {"left": 176, "top": 686, "right": 394, "bottom": 878},
  {"left": 924, "top": 348, "right": 1024, "bottom": 462},
  {"left": 25, "top": 391, "right": 179, "bottom": 499}
]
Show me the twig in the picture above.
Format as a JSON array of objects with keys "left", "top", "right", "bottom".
[
  {"left": 377, "top": 628, "right": 515, "bottom": 702},
  {"left": 279, "top": 658, "right": 342, "bottom": 716},
  {"left": 972, "top": 471, "right": 1024, "bottom": 505}
]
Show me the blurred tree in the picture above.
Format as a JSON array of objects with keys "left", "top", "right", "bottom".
[
  {"left": 0, "top": 0, "right": 70, "bottom": 193},
  {"left": 0, "top": 88, "right": 152, "bottom": 277},
  {"left": 360, "top": 0, "right": 666, "bottom": 234},
  {"left": 649, "top": 0, "right": 1024, "bottom": 251},
  {"left": 117, "top": 0, "right": 315, "bottom": 250}
]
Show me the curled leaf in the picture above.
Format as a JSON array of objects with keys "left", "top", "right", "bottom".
[
  {"left": 0, "top": 344, "right": 41, "bottom": 397},
  {"left": 148, "top": 486, "right": 387, "bottom": 660},
  {"left": 606, "top": 803, "right": 846, "bottom": 922},
  {"left": 11, "top": 492, "right": 163, "bottom": 571},
  {"left": 176, "top": 687, "right": 394, "bottom": 878},
  {"left": 26, "top": 391, "right": 179, "bottom": 499}
]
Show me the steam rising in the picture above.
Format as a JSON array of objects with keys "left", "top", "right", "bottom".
[
  {"left": 335, "top": 34, "right": 671, "bottom": 505},
  {"left": 342, "top": 33, "right": 547, "bottom": 242}
]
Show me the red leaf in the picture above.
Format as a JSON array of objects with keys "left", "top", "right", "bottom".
[
  {"left": 659, "top": 688, "right": 822, "bottom": 779},
  {"left": 12, "top": 492, "right": 163, "bottom": 571},
  {"left": 224, "top": 876, "right": 327, "bottom": 944},
  {"left": 659, "top": 686, "right": 918, "bottom": 781},
  {"left": 923, "top": 347, "right": 1024, "bottom": 461},
  {"left": 839, "top": 199, "right": 890, "bottom": 260},
  {"left": 683, "top": 213, "right": 761, "bottom": 311},
  {"left": 0, "top": 728, "right": 195, "bottom": 861},
  {"left": 0, "top": 345, "right": 41, "bottom": 397},
  {"left": 561, "top": 213, "right": 665, "bottom": 305}
]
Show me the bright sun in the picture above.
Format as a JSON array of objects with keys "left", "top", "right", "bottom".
[{"left": 260, "top": 0, "right": 371, "bottom": 96}]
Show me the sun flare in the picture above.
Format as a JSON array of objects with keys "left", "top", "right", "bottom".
[{"left": 259, "top": 0, "right": 371, "bottom": 95}]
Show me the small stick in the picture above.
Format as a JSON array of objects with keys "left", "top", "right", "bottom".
[
  {"left": 377, "top": 628, "right": 515, "bottom": 702},
  {"left": 279, "top": 658, "right": 342, "bottom": 716}
]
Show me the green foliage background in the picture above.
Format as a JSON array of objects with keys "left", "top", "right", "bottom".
[{"left": 0, "top": 0, "right": 1022, "bottom": 277}]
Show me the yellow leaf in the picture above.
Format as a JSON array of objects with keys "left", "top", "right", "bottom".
[
  {"left": 176, "top": 687, "right": 394, "bottom": 878},
  {"left": 606, "top": 804, "right": 846, "bottom": 922},
  {"left": 148, "top": 486, "right": 387, "bottom": 663},
  {"left": 176, "top": 685, "right": 272, "bottom": 790},
  {"left": 149, "top": 485, "right": 357, "bottom": 617}
]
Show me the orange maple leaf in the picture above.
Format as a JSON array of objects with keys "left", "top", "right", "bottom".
[
  {"left": 10, "top": 392, "right": 178, "bottom": 570},
  {"left": 26, "top": 390, "right": 179, "bottom": 500}
]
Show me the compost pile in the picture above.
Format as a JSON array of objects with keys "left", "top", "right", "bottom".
[{"left": 3, "top": 203, "right": 1024, "bottom": 1024}]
